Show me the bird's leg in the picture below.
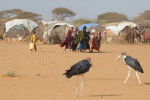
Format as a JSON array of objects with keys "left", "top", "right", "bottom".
[
  {"left": 124, "top": 70, "right": 130, "bottom": 84},
  {"left": 135, "top": 71, "right": 142, "bottom": 85},
  {"left": 76, "top": 76, "right": 79, "bottom": 97},
  {"left": 81, "top": 74, "right": 84, "bottom": 96}
]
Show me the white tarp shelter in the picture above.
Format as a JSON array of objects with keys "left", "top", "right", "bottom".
[
  {"left": 5, "top": 19, "right": 38, "bottom": 32},
  {"left": 105, "top": 22, "right": 137, "bottom": 35},
  {"left": 42, "top": 21, "right": 75, "bottom": 38}
]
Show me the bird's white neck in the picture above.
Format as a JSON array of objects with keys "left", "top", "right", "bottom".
[{"left": 123, "top": 55, "right": 127, "bottom": 59}]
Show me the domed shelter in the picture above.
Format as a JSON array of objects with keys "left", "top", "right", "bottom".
[
  {"left": 143, "top": 28, "right": 150, "bottom": 41},
  {"left": 105, "top": 22, "right": 139, "bottom": 43},
  {"left": 41, "top": 21, "right": 74, "bottom": 44},
  {"left": 5, "top": 19, "right": 38, "bottom": 40},
  {"left": 6, "top": 24, "right": 29, "bottom": 39}
]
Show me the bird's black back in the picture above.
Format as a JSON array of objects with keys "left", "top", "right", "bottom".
[
  {"left": 63, "top": 60, "right": 92, "bottom": 78},
  {"left": 124, "top": 56, "right": 144, "bottom": 73}
]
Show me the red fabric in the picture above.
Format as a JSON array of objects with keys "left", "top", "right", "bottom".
[
  {"left": 66, "top": 29, "right": 72, "bottom": 38},
  {"left": 144, "top": 32, "right": 150, "bottom": 40},
  {"left": 91, "top": 35, "right": 98, "bottom": 50},
  {"left": 60, "top": 29, "right": 73, "bottom": 48}
]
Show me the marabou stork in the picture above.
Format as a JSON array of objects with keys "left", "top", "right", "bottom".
[
  {"left": 63, "top": 58, "right": 92, "bottom": 97},
  {"left": 115, "top": 52, "right": 144, "bottom": 85}
]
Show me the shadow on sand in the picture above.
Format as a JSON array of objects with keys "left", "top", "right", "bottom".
[
  {"left": 35, "top": 50, "right": 56, "bottom": 53},
  {"left": 84, "top": 51, "right": 113, "bottom": 54},
  {"left": 87, "top": 94, "right": 122, "bottom": 97},
  {"left": 144, "top": 83, "right": 150, "bottom": 85}
]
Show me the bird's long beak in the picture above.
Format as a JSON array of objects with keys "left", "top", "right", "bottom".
[{"left": 115, "top": 55, "right": 121, "bottom": 61}]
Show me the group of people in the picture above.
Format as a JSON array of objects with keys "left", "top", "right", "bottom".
[
  {"left": 30, "top": 26, "right": 102, "bottom": 52},
  {"left": 60, "top": 26, "right": 102, "bottom": 52}
]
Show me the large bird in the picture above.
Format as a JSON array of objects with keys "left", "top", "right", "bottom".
[
  {"left": 63, "top": 58, "right": 92, "bottom": 97},
  {"left": 115, "top": 52, "right": 144, "bottom": 85}
]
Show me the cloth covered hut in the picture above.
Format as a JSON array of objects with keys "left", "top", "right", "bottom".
[
  {"left": 105, "top": 22, "right": 139, "bottom": 43},
  {"left": 42, "top": 21, "right": 74, "bottom": 44},
  {"left": 5, "top": 19, "right": 38, "bottom": 40}
]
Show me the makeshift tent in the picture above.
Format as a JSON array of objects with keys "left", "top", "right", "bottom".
[
  {"left": 105, "top": 22, "right": 139, "bottom": 43},
  {"left": 5, "top": 19, "right": 38, "bottom": 32},
  {"left": 5, "top": 19, "right": 38, "bottom": 40},
  {"left": 42, "top": 21, "right": 74, "bottom": 43},
  {"left": 118, "top": 26, "right": 136, "bottom": 43},
  {"left": 104, "top": 29, "right": 116, "bottom": 37},
  {"left": 79, "top": 23, "right": 99, "bottom": 31},
  {"left": 105, "top": 22, "right": 137, "bottom": 35},
  {"left": 33, "top": 26, "right": 44, "bottom": 41},
  {"left": 144, "top": 28, "right": 150, "bottom": 40},
  {"left": 6, "top": 24, "right": 29, "bottom": 39},
  {"left": 87, "top": 25, "right": 103, "bottom": 32}
]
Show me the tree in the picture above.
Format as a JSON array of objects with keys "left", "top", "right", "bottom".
[
  {"left": 51, "top": 7, "right": 76, "bottom": 21},
  {"left": 73, "top": 18, "right": 92, "bottom": 26},
  {"left": 0, "top": 9, "right": 43, "bottom": 23},
  {"left": 135, "top": 10, "right": 150, "bottom": 21},
  {"left": 97, "top": 12, "right": 128, "bottom": 23}
]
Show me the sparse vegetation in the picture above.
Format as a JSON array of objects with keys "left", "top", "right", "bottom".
[
  {"left": 51, "top": 7, "right": 76, "bottom": 21},
  {"left": 72, "top": 18, "right": 92, "bottom": 26},
  {"left": 0, "top": 9, "right": 42, "bottom": 23},
  {"left": 33, "top": 73, "right": 41, "bottom": 76},
  {"left": 97, "top": 12, "right": 128, "bottom": 23},
  {"left": 4, "top": 71, "right": 17, "bottom": 77},
  {"left": 135, "top": 10, "right": 150, "bottom": 21}
]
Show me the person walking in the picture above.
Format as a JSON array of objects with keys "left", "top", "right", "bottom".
[
  {"left": 97, "top": 32, "right": 102, "bottom": 52},
  {"left": 31, "top": 31, "right": 37, "bottom": 52},
  {"left": 91, "top": 32, "right": 98, "bottom": 52},
  {"left": 60, "top": 27, "right": 73, "bottom": 51},
  {"left": 75, "top": 26, "right": 87, "bottom": 52}
]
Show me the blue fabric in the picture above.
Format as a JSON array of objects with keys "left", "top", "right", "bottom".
[
  {"left": 13, "top": 24, "right": 24, "bottom": 30},
  {"left": 77, "top": 40, "right": 86, "bottom": 49},
  {"left": 79, "top": 23, "right": 99, "bottom": 31}
]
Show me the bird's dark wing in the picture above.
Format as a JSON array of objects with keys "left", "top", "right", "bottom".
[
  {"left": 71, "top": 60, "right": 91, "bottom": 74},
  {"left": 124, "top": 56, "right": 144, "bottom": 73},
  {"left": 64, "top": 60, "right": 92, "bottom": 78}
]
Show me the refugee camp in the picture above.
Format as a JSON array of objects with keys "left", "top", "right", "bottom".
[{"left": 0, "top": 0, "right": 150, "bottom": 100}]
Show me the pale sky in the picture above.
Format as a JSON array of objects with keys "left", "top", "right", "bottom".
[{"left": 0, "top": 0, "right": 150, "bottom": 21}]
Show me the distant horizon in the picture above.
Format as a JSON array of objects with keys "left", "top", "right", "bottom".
[{"left": 1, "top": 0, "right": 150, "bottom": 21}]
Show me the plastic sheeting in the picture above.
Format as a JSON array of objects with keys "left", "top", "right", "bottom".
[
  {"left": 79, "top": 23, "right": 99, "bottom": 31},
  {"left": 13, "top": 24, "right": 24, "bottom": 30},
  {"left": 105, "top": 22, "right": 137, "bottom": 35},
  {"left": 5, "top": 19, "right": 38, "bottom": 32},
  {"left": 42, "top": 21, "right": 74, "bottom": 38},
  {"left": 41, "top": 21, "right": 58, "bottom": 26}
]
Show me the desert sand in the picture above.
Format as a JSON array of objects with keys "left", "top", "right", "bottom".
[{"left": 0, "top": 40, "right": 150, "bottom": 100}]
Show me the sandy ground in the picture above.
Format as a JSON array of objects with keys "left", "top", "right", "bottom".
[{"left": 0, "top": 40, "right": 150, "bottom": 100}]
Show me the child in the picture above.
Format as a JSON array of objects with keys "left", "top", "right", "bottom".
[
  {"left": 31, "top": 31, "right": 37, "bottom": 52},
  {"left": 91, "top": 32, "right": 98, "bottom": 52}
]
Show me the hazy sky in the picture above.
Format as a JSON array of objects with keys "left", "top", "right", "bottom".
[{"left": 1, "top": 0, "right": 150, "bottom": 21}]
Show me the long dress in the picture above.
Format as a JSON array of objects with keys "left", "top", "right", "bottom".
[
  {"left": 31, "top": 34, "right": 37, "bottom": 51},
  {"left": 97, "top": 32, "right": 102, "bottom": 51},
  {"left": 71, "top": 31, "right": 78, "bottom": 51},
  {"left": 91, "top": 35, "right": 98, "bottom": 51},
  {"left": 85, "top": 32, "right": 90, "bottom": 50},
  {"left": 75, "top": 29, "right": 86, "bottom": 50},
  {"left": 60, "top": 29, "right": 73, "bottom": 49}
]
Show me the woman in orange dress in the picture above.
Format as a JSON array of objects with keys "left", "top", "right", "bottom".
[{"left": 91, "top": 32, "right": 98, "bottom": 51}]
